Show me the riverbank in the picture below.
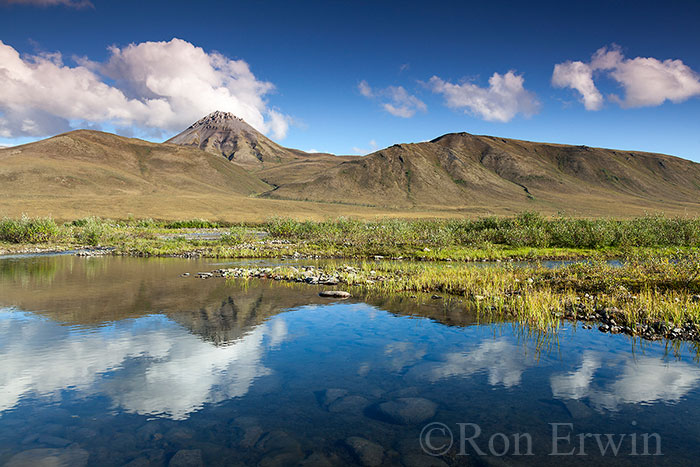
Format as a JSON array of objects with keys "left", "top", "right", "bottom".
[
  {"left": 185, "top": 256, "right": 700, "bottom": 343},
  {"left": 3, "top": 214, "right": 700, "bottom": 343}
]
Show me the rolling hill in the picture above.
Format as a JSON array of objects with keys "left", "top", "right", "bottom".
[
  {"left": 262, "top": 132, "right": 700, "bottom": 215},
  {"left": 1, "top": 110, "right": 700, "bottom": 220}
]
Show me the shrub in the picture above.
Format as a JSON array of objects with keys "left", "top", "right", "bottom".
[
  {"left": 73, "top": 217, "right": 112, "bottom": 246},
  {"left": 0, "top": 216, "right": 60, "bottom": 243}
]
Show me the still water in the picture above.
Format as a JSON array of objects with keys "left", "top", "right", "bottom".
[{"left": 0, "top": 255, "right": 698, "bottom": 466}]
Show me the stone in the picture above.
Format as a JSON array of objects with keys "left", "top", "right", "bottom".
[
  {"left": 123, "top": 457, "right": 151, "bottom": 467},
  {"left": 318, "top": 388, "right": 348, "bottom": 407},
  {"left": 345, "top": 437, "right": 384, "bottom": 466},
  {"left": 327, "top": 395, "right": 369, "bottom": 413},
  {"left": 318, "top": 290, "right": 351, "bottom": 299},
  {"left": 168, "top": 449, "right": 204, "bottom": 467},
  {"left": 240, "top": 425, "right": 263, "bottom": 449},
  {"left": 563, "top": 399, "right": 593, "bottom": 419},
  {"left": 431, "top": 295, "right": 442, "bottom": 300},
  {"left": 255, "top": 431, "right": 301, "bottom": 454},
  {"left": 377, "top": 398, "right": 437, "bottom": 425},
  {"left": 136, "top": 422, "right": 162, "bottom": 442},
  {"left": 299, "top": 452, "right": 335, "bottom": 467},
  {"left": 258, "top": 450, "right": 304, "bottom": 467},
  {"left": 6, "top": 448, "right": 89, "bottom": 467},
  {"left": 402, "top": 453, "right": 449, "bottom": 467},
  {"left": 36, "top": 435, "right": 71, "bottom": 447}
]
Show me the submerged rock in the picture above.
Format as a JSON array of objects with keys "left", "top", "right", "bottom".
[
  {"left": 377, "top": 397, "right": 437, "bottom": 425},
  {"left": 7, "top": 447, "right": 89, "bottom": 467},
  {"left": 402, "top": 453, "right": 449, "bottom": 467},
  {"left": 318, "top": 388, "right": 348, "bottom": 407},
  {"left": 328, "top": 395, "right": 369, "bottom": 413},
  {"left": 168, "top": 449, "right": 203, "bottom": 467},
  {"left": 345, "top": 437, "right": 384, "bottom": 466}
]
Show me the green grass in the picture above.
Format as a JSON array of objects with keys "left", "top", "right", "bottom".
[
  {"left": 225, "top": 254, "right": 700, "bottom": 331},
  {"left": 2, "top": 213, "right": 700, "bottom": 262},
  {"left": 264, "top": 213, "right": 700, "bottom": 249}
]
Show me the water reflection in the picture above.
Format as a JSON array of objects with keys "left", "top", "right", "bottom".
[
  {"left": 408, "top": 338, "right": 532, "bottom": 388},
  {"left": 0, "top": 309, "right": 287, "bottom": 420},
  {"left": 1, "top": 255, "right": 700, "bottom": 465},
  {"left": 551, "top": 350, "right": 700, "bottom": 411}
]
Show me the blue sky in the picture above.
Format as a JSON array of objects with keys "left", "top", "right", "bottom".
[{"left": 0, "top": 0, "right": 699, "bottom": 161}]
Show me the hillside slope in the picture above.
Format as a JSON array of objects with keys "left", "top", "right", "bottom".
[
  {"left": 0, "top": 129, "right": 271, "bottom": 197},
  {"left": 264, "top": 132, "right": 700, "bottom": 214}
]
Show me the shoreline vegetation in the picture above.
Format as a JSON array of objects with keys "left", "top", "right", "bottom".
[{"left": 2, "top": 214, "right": 700, "bottom": 342}]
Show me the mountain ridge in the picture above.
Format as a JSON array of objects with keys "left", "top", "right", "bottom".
[{"left": 1, "top": 111, "right": 700, "bottom": 219}]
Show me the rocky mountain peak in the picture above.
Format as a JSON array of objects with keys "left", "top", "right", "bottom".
[{"left": 186, "top": 111, "right": 255, "bottom": 133}]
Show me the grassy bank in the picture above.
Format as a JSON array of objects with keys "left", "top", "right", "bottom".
[
  {"left": 211, "top": 254, "right": 700, "bottom": 341},
  {"left": 2, "top": 213, "right": 699, "bottom": 261}
]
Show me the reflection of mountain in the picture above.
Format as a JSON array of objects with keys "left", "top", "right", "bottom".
[
  {"left": 0, "top": 256, "right": 481, "bottom": 343},
  {"left": 551, "top": 350, "right": 700, "bottom": 411},
  {"left": 0, "top": 256, "right": 324, "bottom": 343},
  {"left": 0, "top": 310, "right": 287, "bottom": 420}
]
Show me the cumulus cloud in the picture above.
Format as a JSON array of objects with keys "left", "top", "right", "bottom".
[
  {"left": 552, "top": 45, "right": 700, "bottom": 109},
  {"left": 0, "top": 38, "right": 290, "bottom": 140},
  {"left": 428, "top": 71, "right": 540, "bottom": 122},
  {"left": 1, "top": 0, "right": 93, "bottom": 7},
  {"left": 552, "top": 61, "right": 604, "bottom": 110},
  {"left": 357, "top": 80, "right": 426, "bottom": 118},
  {"left": 551, "top": 351, "right": 700, "bottom": 411}
]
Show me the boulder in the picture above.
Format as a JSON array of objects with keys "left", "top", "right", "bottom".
[{"left": 377, "top": 398, "right": 437, "bottom": 425}]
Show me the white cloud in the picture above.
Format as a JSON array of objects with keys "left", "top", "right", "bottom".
[
  {"left": 551, "top": 351, "right": 700, "bottom": 411},
  {"left": 552, "top": 61, "right": 603, "bottom": 110},
  {"left": 358, "top": 80, "right": 373, "bottom": 98},
  {"left": 428, "top": 71, "right": 540, "bottom": 122},
  {"left": 358, "top": 81, "right": 426, "bottom": 118},
  {"left": 553, "top": 45, "right": 700, "bottom": 109},
  {"left": 1, "top": 0, "right": 93, "bottom": 8},
  {"left": 0, "top": 38, "right": 290, "bottom": 140}
]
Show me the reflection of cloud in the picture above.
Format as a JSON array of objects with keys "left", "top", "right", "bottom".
[
  {"left": 551, "top": 351, "right": 700, "bottom": 411},
  {"left": 409, "top": 339, "right": 530, "bottom": 388},
  {"left": 383, "top": 341, "right": 426, "bottom": 373},
  {"left": 0, "top": 309, "right": 286, "bottom": 419}
]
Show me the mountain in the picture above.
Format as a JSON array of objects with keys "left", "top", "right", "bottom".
[
  {"left": 261, "top": 132, "right": 700, "bottom": 214},
  {"left": 166, "top": 111, "right": 358, "bottom": 186},
  {"left": 165, "top": 111, "right": 299, "bottom": 169},
  {"left": 1, "top": 111, "right": 700, "bottom": 220}
]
